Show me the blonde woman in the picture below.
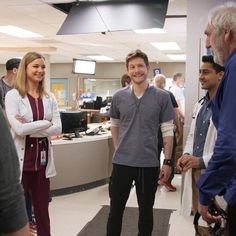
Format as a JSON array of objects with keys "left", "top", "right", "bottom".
[{"left": 5, "top": 52, "right": 61, "bottom": 236}]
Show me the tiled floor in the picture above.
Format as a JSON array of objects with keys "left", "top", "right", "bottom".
[{"left": 50, "top": 174, "right": 195, "bottom": 236}]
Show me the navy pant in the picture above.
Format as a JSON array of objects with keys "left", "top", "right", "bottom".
[
  {"left": 22, "top": 169, "right": 51, "bottom": 236},
  {"left": 227, "top": 203, "right": 236, "bottom": 236},
  {"left": 107, "top": 164, "right": 159, "bottom": 236}
]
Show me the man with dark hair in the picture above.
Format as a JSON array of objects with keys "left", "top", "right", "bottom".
[
  {"left": 197, "top": 3, "right": 236, "bottom": 235},
  {"left": 177, "top": 55, "right": 224, "bottom": 218},
  {"left": 121, "top": 73, "right": 131, "bottom": 88},
  {"left": 0, "top": 107, "right": 29, "bottom": 235},
  {"left": 107, "top": 49, "right": 175, "bottom": 236},
  {"left": 0, "top": 58, "right": 21, "bottom": 109},
  {"left": 202, "top": 55, "right": 225, "bottom": 73}
]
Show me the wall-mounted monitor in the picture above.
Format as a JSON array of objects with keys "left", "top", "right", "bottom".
[{"left": 72, "top": 59, "right": 96, "bottom": 75}]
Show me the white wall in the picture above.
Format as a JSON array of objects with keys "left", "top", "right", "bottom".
[
  {"left": 185, "top": 0, "right": 226, "bottom": 141},
  {"left": 50, "top": 61, "right": 185, "bottom": 104},
  {"left": 0, "top": 60, "right": 185, "bottom": 106}
]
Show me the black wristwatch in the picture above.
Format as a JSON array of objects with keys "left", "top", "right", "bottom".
[{"left": 163, "top": 159, "right": 173, "bottom": 166}]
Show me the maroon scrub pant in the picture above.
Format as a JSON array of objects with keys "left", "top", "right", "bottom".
[{"left": 22, "top": 169, "right": 51, "bottom": 236}]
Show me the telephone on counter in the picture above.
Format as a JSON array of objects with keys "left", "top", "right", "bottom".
[
  {"left": 62, "top": 134, "right": 73, "bottom": 140},
  {"left": 86, "top": 126, "right": 102, "bottom": 136}
]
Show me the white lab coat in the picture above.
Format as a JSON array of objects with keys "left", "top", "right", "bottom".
[
  {"left": 5, "top": 89, "right": 62, "bottom": 180},
  {"left": 180, "top": 100, "right": 217, "bottom": 216}
]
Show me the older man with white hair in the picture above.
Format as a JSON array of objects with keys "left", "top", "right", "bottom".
[{"left": 197, "top": 2, "right": 236, "bottom": 235}]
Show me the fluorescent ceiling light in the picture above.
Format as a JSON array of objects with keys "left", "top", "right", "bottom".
[
  {"left": 166, "top": 54, "right": 186, "bottom": 61},
  {"left": 87, "top": 55, "right": 114, "bottom": 61},
  {"left": 151, "top": 42, "right": 180, "bottom": 50},
  {"left": 0, "top": 26, "right": 42, "bottom": 38},
  {"left": 134, "top": 28, "right": 165, "bottom": 34},
  {"left": 74, "top": 42, "right": 114, "bottom": 48}
]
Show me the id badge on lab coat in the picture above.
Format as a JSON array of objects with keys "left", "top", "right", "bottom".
[{"left": 40, "top": 150, "right": 47, "bottom": 166}]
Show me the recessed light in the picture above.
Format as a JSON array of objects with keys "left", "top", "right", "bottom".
[
  {"left": 0, "top": 25, "right": 42, "bottom": 38},
  {"left": 87, "top": 55, "right": 114, "bottom": 61},
  {"left": 151, "top": 42, "right": 180, "bottom": 50},
  {"left": 134, "top": 28, "right": 165, "bottom": 34},
  {"left": 166, "top": 54, "right": 186, "bottom": 61}
]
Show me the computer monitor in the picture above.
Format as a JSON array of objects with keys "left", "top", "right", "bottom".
[{"left": 60, "top": 111, "right": 88, "bottom": 137}]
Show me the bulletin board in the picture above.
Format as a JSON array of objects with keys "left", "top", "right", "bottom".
[{"left": 50, "top": 78, "right": 68, "bottom": 107}]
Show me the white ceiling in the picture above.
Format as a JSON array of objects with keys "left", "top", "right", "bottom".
[{"left": 0, "top": 0, "right": 186, "bottom": 64}]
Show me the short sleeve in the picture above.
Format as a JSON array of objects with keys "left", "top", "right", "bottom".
[{"left": 109, "top": 93, "right": 120, "bottom": 119}]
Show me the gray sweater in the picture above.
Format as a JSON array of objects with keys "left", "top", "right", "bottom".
[{"left": 0, "top": 107, "right": 28, "bottom": 234}]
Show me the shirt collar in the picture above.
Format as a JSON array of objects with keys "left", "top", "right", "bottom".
[
  {"left": 199, "top": 92, "right": 210, "bottom": 105},
  {"left": 224, "top": 48, "right": 236, "bottom": 68}
]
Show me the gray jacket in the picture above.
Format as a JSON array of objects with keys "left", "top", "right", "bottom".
[{"left": 0, "top": 107, "right": 28, "bottom": 234}]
